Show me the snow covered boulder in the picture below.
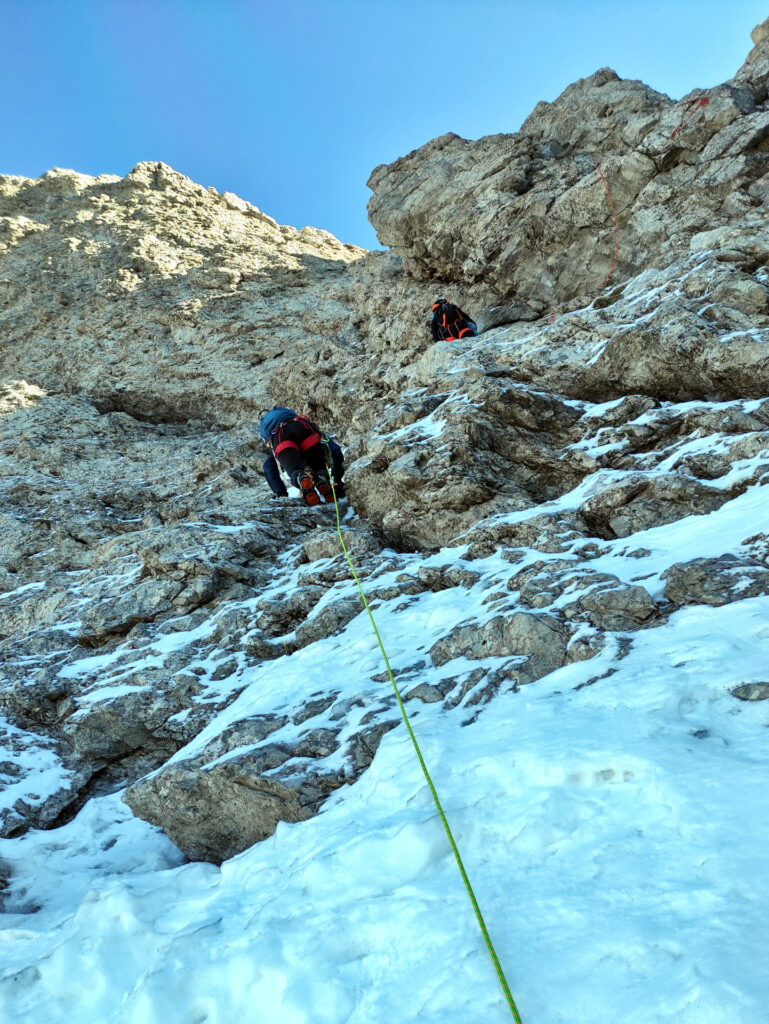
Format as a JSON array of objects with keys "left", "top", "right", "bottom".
[
  {"left": 579, "top": 473, "right": 727, "bottom": 539},
  {"left": 662, "top": 555, "right": 769, "bottom": 607},
  {"left": 510, "top": 561, "right": 659, "bottom": 631},
  {"left": 123, "top": 709, "right": 399, "bottom": 863},
  {"left": 429, "top": 611, "right": 570, "bottom": 685}
]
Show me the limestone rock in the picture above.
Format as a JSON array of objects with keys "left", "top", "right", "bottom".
[
  {"left": 257, "top": 587, "right": 326, "bottom": 635},
  {"left": 0, "top": 162, "right": 367, "bottom": 427},
  {"left": 474, "top": 301, "right": 539, "bottom": 332},
  {"left": 124, "top": 711, "right": 397, "bottom": 863},
  {"left": 662, "top": 556, "right": 769, "bottom": 607},
  {"left": 301, "top": 527, "right": 381, "bottom": 563},
  {"left": 732, "top": 682, "right": 769, "bottom": 701},
  {"left": 415, "top": 565, "right": 483, "bottom": 591},
  {"left": 125, "top": 758, "right": 322, "bottom": 864},
  {"left": 347, "top": 380, "right": 587, "bottom": 550},
  {"left": 565, "top": 582, "right": 658, "bottom": 631},
  {"left": 430, "top": 611, "right": 569, "bottom": 685},
  {"left": 77, "top": 578, "right": 185, "bottom": 644},
  {"left": 368, "top": 23, "right": 769, "bottom": 313},
  {"left": 461, "top": 512, "right": 589, "bottom": 559},
  {"left": 510, "top": 561, "right": 659, "bottom": 630},
  {"left": 294, "top": 595, "right": 362, "bottom": 647},
  {"left": 579, "top": 474, "right": 727, "bottom": 539},
  {"left": 404, "top": 682, "right": 444, "bottom": 703}
]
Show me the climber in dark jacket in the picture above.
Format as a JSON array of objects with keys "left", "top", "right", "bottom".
[
  {"left": 262, "top": 438, "right": 345, "bottom": 500},
  {"left": 259, "top": 406, "right": 345, "bottom": 506},
  {"left": 430, "top": 298, "right": 477, "bottom": 341}
]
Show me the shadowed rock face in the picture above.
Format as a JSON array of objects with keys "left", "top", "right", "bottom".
[{"left": 2, "top": 20, "right": 769, "bottom": 862}]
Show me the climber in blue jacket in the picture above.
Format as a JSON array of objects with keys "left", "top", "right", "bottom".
[{"left": 259, "top": 407, "right": 346, "bottom": 506}]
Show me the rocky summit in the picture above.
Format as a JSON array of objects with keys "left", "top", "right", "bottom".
[{"left": 0, "top": 11, "right": 768, "bottom": 970}]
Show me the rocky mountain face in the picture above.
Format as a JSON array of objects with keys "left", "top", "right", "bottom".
[
  {"left": 1, "top": 19, "right": 768, "bottom": 865},
  {"left": 368, "top": 18, "right": 769, "bottom": 313}
]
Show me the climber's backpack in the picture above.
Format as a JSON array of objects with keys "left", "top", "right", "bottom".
[{"left": 432, "top": 301, "right": 475, "bottom": 340}]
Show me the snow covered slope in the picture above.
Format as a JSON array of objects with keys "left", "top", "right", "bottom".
[{"left": 1, "top": 476, "right": 768, "bottom": 1023}]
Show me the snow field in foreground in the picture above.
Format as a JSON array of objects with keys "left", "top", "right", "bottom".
[{"left": 1, "top": 579, "right": 768, "bottom": 1024}]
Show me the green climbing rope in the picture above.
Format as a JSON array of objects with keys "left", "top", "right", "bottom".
[{"left": 321, "top": 440, "right": 523, "bottom": 1024}]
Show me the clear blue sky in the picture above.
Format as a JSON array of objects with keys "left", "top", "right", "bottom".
[{"left": 0, "top": 0, "right": 765, "bottom": 248}]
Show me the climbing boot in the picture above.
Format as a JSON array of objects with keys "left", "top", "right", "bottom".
[
  {"left": 315, "top": 471, "right": 334, "bottom": 504},
  {"left": 332, "top": 480, "right": 345, "bottom": 500},
  {"left": 297, "top": 471, "right": 320, "bottom": 506}
]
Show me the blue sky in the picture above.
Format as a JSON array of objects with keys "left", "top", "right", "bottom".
[{"left": 0, "top": 0, "right": 765, "bottom": 248}]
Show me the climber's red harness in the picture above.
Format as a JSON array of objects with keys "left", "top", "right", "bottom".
[{"left": 271, "top": 415, "right": 322, "bottom": 457}]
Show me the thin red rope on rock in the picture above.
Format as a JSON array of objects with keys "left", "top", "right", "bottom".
[{"left": 596, "top": 162, "right": 619, "bottom": 292}]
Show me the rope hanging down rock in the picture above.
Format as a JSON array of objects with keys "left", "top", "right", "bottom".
[{"left": 322, "top": 439, "right": 524, "bottom": 1024}]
